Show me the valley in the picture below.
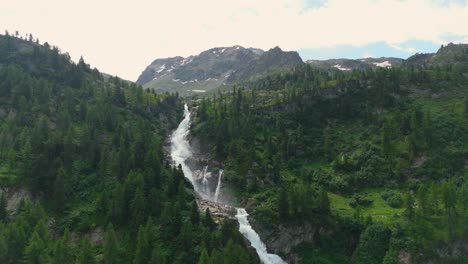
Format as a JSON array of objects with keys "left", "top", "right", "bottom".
[{"left": 0, "top": 32, "right": 467, "bottom": 264}]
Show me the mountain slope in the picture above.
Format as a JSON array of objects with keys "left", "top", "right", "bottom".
[
  {"left": 191, "top": 58, "right": 468, "bottom": 263},
  {"left": 137, "top": 46, "right": 303, "bottom": 94},
  {"left": 0, "top": 34, "right": 255, "bottom": 263}
]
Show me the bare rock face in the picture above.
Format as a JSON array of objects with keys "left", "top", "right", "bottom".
[
  {"left": 268, "top": 224, "right": 317, "bottom": 254},
  {"left": 248, "top": 215, "right": 319, "bottom": 264},
  {"left": 197, "top": 198, "right": 237, "bottom": 221},
  {"left": 399, "top": 250, "right": 412, "bottom": 264},
  {"left": 0, "top": 187, "right": 33, "bottom": 216},
  {"left": 90, "top": 226, "right": 105, "bottom": 245}
]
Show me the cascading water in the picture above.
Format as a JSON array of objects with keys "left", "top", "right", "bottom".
[
  {"left": 201, "top": 165, "right": 211, "bottom": 197},
  {"left": 170, "top": 104, "right": 197, "bottom": 190},
  {"left": 214, "top": 169, "right": 223, "bottom": 203},
  {"left": 236, "top": 209, "right": 287, "bottom": 264},
  {"left": 170, "top": 104, "right": 287, "bottom": 264}
]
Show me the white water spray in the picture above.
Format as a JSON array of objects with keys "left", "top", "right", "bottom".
[
  {"left": 214, "top": 169, "right": 223, "bottom": 202},
  {"left": 201, "top": 165, "right": 210, "bottom": 197},
  {"left": 170, "top": 104, "right": 287, "bottom": 264}
]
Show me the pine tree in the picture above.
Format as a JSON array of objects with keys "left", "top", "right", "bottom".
[
  {"left": 404, "top": 192, "right": 415, "bottom": 221},
  {"left": 52, "top": 229, "right": 72, "bottom": 264},
  {"left": 381, "top": 120, "right": 392, "bottom": 158},
  {"left": 203, "top": 208, "right": 216, "bottom": 230},
  {"left": 278, "top": 188, "right": 289, "bottom": 221},
  {"left": 353, "top": 223, "right": 391, "bottom": 264},
  {"left": 76, "top": 238, "right": 95, "bottom": 264},
  {"left": 134, "top": 226, "right": 150, "bottom": 264},
  {"left": 0, "top": 232, "right": 8, "bottom": 264},
  {"left": 8, "top": 223, "right": 27, "bottom": 261},
  {"left": 198, "top": 247, "right": 210, "bottom": 264},
  {"left": 190, "top": 200, "right": 200, "bottom": 225},
  {"left": 464, "top": 96, "right": 468, "bottom": 119},
  {"left": 318, "top": 189, "right": 330, "bottom": 214},
  {"left": 323, "top": 133, "right": 332, "bottom": 159},
  {"left": 23, "top": 231, "right": 49, "bottom": 264},
  {"left": 0, "top": 193, "right": 7, "bottom": 222},
  {"left": 149, "top": 247, "right": 166, "bottom": 264},
  {"left": 442, "top": 182, "right": 457, "bottom": 240},
  {"left": 53, "top": 168, "right": 66, "bottom": 213},
  {"left": 131, "top": 188, "right": 146, "bottom": 230},
  {"left": 104, "top": 223, "right": 119, "bottom": 264}
]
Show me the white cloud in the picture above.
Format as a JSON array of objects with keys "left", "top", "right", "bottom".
[
  {"left": 0, "top": 0, "right": 468, "bottom": 80},
  {"left": 388, "top": 43, "right": 417, "bottom": 53}
]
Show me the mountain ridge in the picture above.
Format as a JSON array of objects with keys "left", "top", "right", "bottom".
[{"left": 136, "top": 45, "right": 303, "bottom": 94}]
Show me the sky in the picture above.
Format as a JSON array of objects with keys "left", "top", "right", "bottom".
[{"left": 1, "top": 0, "right": 468, "bottom": 81}]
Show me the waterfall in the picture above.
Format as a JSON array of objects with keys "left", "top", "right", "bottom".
[
  {"left": 214, "top": 169, "right": 223, "bottom": 202},
  {"left": 201, "top": 165, "right": 210, "bottom": 197},
  {"left": 170, "top": 104, "right": 287, "bottom": 264},
  {"left": 236, "top": 209, "right": 287, "bottom": 264},
  {"left": 170, "top": 104, "right": 198, "bottom": 190}
]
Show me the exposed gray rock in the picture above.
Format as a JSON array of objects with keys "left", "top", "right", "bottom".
[
  {"left": 196, "top": 198, "right": 237, "bottom": 221},
  {"left": 0, "top": 187, "right": 33, "bottom": 216},
  {"left": 90, "top": 226, "right": 105, "bottom": 245}
]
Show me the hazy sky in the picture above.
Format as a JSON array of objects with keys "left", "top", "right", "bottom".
[{"left": 1, "top": 0, "right": 468, "bottom": 80}]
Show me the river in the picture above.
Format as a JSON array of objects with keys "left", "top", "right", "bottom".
[{"left": 170, "top": 104, "right": 286, "bottom": 264}]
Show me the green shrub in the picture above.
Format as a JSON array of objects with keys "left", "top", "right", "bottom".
[
  {"left": 349, "top": 194, "right": 373, "bottom": 208},
  {"left": 381, "top": 190, "right": 403, "bottom": 208}
]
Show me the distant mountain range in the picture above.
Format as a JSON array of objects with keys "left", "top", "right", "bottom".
[
  {"left": 136, "top": 46, "right": 303, "bottom": 94},
  {"left": 306, "top": 57, "right": 404, "bottom": 70},
  {"left": 137, "top": 43, "right": 468, "bottom": 94}
]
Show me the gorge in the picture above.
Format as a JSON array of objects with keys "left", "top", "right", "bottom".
[{"left": 170, "top": 104, "right": 287, "bottom": 264}]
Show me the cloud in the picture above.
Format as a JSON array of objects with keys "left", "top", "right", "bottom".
[
  {"left": 388, "top": 43, "right": 417, "bottom": 53},
  {"left": 298, "top": 40, "right": 439, "bottom": 61},
  {"left": 0, "top": 0, "right": 468, "bottom": 80}
]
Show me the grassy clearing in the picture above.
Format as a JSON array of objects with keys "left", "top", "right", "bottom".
[{"left": 329, "top": 188, "right": 404, "bottom": 225}]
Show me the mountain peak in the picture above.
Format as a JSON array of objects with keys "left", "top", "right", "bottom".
[{"left": 136, "top": 45, "right": 303, "bottom": 94}]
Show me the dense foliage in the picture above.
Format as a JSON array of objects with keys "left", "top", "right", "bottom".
[
  {"left": 0, "top": 33, "right": 254, "bottom": 263},
  {"left": 192, "top": 59, "right": 468, "bottom": 262}
]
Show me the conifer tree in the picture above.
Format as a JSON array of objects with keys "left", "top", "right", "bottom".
[
  {"left": 0, "top": 232, "right": 8, "bottom": 263},
  {"left": 149, "top": 247, "right": 166, "bottom": 264},
  {"left": 190, "top": 200, "right": 200, "bottom": 225},
  {"left": 104, "top": 223, "right": 119, "bottom": 264},
  {"left": 278, "top": 187, "right": 289, "bottom": 221},
  {"left": 131, "top": 188, "right": 146, "bottom": 230},
  {"left": 23, "top": 231, "right": 49, "bottom": 264},
  {"left": 134, "top": 226, "right": 150, "bottom": 264},
  {"left": 52, "top": 229, "right": 72, "bottom": 264},
  {"left": 53, "top": 168, "right": 66, "bottom": 213},
  {"left": 203, "top": 208, "right": 216, "bottom": 230},
  {"left": 198, "top": 247, "right": 210, "bottom": 264},
  {"left": 0, "top": 193, "right": 7, "bottom": 222},
  {"left": 76, "top": 238, "right": 95, "bottom": 264}
]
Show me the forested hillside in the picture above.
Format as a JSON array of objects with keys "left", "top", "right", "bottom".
[
  {"left": 192, "top": 56, "right": 468, "bottom": 263},
  {"left": 0, "top": 33, "right": 255, "bottom": 263}
]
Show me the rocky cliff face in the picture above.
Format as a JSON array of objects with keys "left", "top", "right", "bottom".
[{"left": 136, "top": 46, "right": 303, "bottom": 94}]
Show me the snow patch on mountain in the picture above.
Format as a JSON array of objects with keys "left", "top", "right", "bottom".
[
  {"left": 333, "top": 64, "right": 351, "bottom": 71},
  {"left": 374, "top": 61, "right": 392, "bottom": 68}
]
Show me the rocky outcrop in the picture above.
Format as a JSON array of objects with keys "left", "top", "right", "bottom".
[
  {"left": 196, "top": 198, "right": 237, "bottom": 221},
  {"left": 0, "top": 187, "right": 34, "bottom": 216},
  {"left": 399, "top": 250, "right": 412, "bottom": 264},
  {"left": 248, "top": 214, "right": 318, "bottom": 263}
]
